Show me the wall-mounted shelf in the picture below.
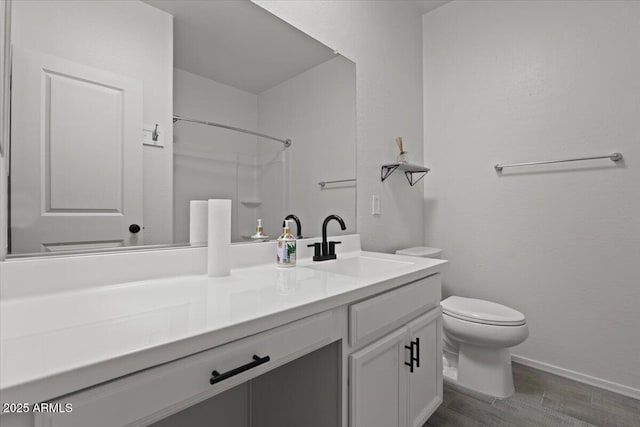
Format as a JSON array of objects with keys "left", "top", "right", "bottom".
[{"left": 381, "top": 163, "right": 430, "bottom": 186}]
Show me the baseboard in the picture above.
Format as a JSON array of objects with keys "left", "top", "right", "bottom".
[{"left": 511, "top": 354, "right": 640, "bottom": 400}]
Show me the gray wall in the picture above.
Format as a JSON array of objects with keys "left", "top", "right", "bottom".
[{"left": 423, "top": 0, "right": 640, "bottom": 395}]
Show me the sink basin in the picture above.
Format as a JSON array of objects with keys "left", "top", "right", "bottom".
[{"left": 306, "top": 255, "right": 414, "bottom": 278}]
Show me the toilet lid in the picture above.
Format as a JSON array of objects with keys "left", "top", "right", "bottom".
[
  {"left": 395, "top": 247, "right": 442, "bottom": 258},
  {"left": 441, "top": 296, "right": 526, "bottom": 326}
]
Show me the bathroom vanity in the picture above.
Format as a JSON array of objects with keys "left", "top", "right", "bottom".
[{"left": 0, "top": 236, "right": 445, "bottom": 427}]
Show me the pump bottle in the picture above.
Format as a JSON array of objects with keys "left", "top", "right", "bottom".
[{"left": 276, "top": 220, "right": 296, "bottom": 267}]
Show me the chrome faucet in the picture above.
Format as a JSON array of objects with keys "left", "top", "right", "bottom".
[
  {"left": 308, "top": 214, "right": 346, "bottom": 261},
  {"left": 284, "top": 214, "right": 303, "bottom": 239}
]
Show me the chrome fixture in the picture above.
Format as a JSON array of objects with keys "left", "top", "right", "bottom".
[
  {"left": 318, "top": 178, "right": 356, "bottom": 189},
  {"left": 495, "top": 152, "right": 623, "bottom": 172},
  {"left": 173, "top": 115, "right": 292, "bottom": 147},
  {"left": 151, "top": 124, "right": 160, "bottom": 142}
]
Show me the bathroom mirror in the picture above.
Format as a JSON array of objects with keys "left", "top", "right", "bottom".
[{"left": 6, "top": 0, "right": 356, "bottom": 257}]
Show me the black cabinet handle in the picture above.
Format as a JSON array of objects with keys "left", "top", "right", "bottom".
[
  {"left": 404, "top": 343, "right": 414, "bottom": 373},
  {"left": 209, "top": 355, "right": 270, "bottom": 385},
  {"left": 129, "top": 224, "right": 141, "bottom": 234},
  {"left": 405, "top": 339, "right": 420, "bottom": 373}
]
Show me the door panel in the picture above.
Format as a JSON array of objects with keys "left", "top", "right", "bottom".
[
  {"left": 350, "top": 327, "right": 407, "bottom": 427},
  {"left": 10, "top": 48, "right": 143, "bottom": 254},
  {"left": 47, "top": 71, "right": 124, "bottom": 211},
  {"left": 406, "top": 307, "right": 443, "bottom": 427}
]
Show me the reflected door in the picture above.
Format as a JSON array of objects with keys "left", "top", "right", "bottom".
[{"left": 10, "top": 48, "right": 143, "bottom": 254}]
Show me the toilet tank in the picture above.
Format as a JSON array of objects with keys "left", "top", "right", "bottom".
[{"left": 395, "top": 246, "right": 442, "bottom": 259}]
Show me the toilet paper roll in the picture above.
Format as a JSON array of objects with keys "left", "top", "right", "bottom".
[
  {"left": 189, "top": 200, "right": 208, "bottom": 244},
  {"left": 207, "top": 199, "right": 231, "bottom": 277}
]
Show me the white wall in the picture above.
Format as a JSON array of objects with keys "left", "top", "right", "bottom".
[
  {"left": 423, "top": 1, "right": 640, "bottom": 395},
  {"left": 9, "top": 0, "right": 173, "bottom": 245},
  {"left": 254, "top": 0, "right": 426, "bottom": 252},
  {"left": 258, "top": 56, "right": 356, "bottom": 238},
  {"left": 173, "top": 68, "right": 260, "bottom": 242}
]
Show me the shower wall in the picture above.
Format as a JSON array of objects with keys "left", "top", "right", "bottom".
[
  {"left": 173, "top": 68, "right": 266, "bottom": 243},
  {"left": 257, "top": 56, "right": 356, "bottom": 238},
  {"left": 173, "top": 56, "right": 355, "bottom": 243}
]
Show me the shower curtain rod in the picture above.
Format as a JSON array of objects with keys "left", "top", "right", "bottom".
[{"left": 172, "top": 115, "right": 292, "bottom": 147}]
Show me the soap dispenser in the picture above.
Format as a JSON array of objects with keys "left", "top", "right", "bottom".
[
  {"left": 251, "top": 218, "right": 268, "bottom": 241},
  {"left": 276, "top": 220, "right": 296, "bottom": 267}
]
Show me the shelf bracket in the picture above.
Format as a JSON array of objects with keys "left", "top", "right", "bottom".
[
  {"left": 381, "top": 165, "right": 400, "bottom": 182},
  {"left": 404, "top": 171, "right": 427, "bottom": 186}
]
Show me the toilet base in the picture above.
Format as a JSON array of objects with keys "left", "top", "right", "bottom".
[{"left": 444, "top": 344, "right": 515, "bottom": 399}]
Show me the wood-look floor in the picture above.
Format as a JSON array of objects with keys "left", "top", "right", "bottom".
[{"left": 425, "top": 362, "right": 640, "bottom": 427}]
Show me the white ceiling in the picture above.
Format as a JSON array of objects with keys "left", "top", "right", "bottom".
[{"left": 144, "top": 0, "right": 337, "bottom": 94}]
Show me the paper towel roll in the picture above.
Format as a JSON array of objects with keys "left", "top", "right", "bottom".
[
  {"left": 189, "top": 200, "right": 208, "bottom": 244},
  {"left": 208, "top": 199, "right": 231, "bottom": 277}
]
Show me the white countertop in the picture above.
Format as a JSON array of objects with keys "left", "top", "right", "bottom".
[{"left": 0, "top": 249, "right": 445, "bottom": 404}]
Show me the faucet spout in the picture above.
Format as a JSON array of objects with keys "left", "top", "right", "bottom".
[
  {"left": 321, "top": 215, "right": 346, "bottom": 258},
  {"left": 285, "top": 214, "right": 302, "bottom": 239}
]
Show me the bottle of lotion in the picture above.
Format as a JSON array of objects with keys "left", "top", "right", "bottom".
[{"left": 276, "top": 220, "right": 296, "bottom": 267}]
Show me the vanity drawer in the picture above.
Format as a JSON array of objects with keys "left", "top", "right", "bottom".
[
  {"left": 349, "top": 274, "right": 441, "bottom": 347},
  {"left": 36, "top": 311, "right": 334, "bottom": 427}
]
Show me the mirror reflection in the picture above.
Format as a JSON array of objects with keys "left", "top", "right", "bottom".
[{"left": 8, "top": 0, "right": 356, "bottom": 256}]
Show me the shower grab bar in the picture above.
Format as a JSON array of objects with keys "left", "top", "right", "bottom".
[
  {"left": 494, "top": 152, "right": 623, "bottom": 172},
  {"left": 318, "top": 178, "right": 356, "bottom": 188},
  {"left": 173, "top": 115, "right": 291, "bottom": 147}
]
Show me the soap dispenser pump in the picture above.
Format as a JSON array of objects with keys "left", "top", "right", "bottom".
[{"left": 276, "top": 220, "right": 296, "bottom": 267}]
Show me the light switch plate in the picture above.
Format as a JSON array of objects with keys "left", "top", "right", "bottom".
[{"left": 372, "top": 194, "right": 380, "bottom": 215}]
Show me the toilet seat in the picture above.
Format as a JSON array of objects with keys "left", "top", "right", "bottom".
[{"left": 441, "top": 296, "right": 526, "bottom": 326}]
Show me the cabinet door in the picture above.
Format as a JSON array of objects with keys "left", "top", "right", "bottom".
[
  {"left": 349, "top": 327, "right": 407, "bottom": 427},
  {"left": 406, "top": 307, "right": 442, "bottom": 427}
]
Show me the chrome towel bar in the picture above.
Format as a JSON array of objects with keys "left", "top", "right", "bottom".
[
  {"left": 318, "top": 179, "right": 356, "bottom": 188},
  {"left": 495, "top": 153, "right": 623, "bottom": 172}
]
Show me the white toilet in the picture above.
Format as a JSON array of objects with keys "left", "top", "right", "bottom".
[{"left": 396, "top": 247, "right": 529, "bottom": 398}]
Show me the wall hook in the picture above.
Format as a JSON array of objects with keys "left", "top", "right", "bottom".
[{"left": 152, "top": 124, "right": 159, "bottom": 142}]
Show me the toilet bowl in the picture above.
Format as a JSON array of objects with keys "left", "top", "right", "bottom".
[
  {"left": 395, "top": 247, "right": 529, "bottom": 398},
  {"left": 441, "top": 296, "right": 528, "bottom": 398}
]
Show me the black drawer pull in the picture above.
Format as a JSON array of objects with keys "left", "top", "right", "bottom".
[{"left": 209, "top": 354, "right": 270, "bottom": 385}]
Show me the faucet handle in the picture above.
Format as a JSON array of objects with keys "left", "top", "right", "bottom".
[
  {"left": 307, "top": 243, "right": 321, "bottom": 258},
  {"left": 328, "top": 241, "right": 342, "bottom": 256}
]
